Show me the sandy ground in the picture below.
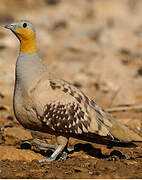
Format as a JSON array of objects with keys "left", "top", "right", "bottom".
[{"left": 0, "top": 0, "right": 142, "bottom": 178}]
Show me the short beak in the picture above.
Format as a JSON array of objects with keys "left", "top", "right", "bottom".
[{"left": 4, "top": 24, "right": 15, "bottom": 30}]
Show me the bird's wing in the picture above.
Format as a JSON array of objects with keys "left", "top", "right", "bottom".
[
  {"left": 29, "top": 74, "right": 114, "bottom": 138},
  {"left": 29, "top": 73, "right": 142, "bottom": 143}
]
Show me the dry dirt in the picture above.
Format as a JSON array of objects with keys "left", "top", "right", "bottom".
[{"left": 0, "top": 0, "right": 142, "bottom": 178}]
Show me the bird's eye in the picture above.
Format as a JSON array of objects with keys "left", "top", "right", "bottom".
[{"left": 23, "top": 23, "right": 27, "bottom": 28}]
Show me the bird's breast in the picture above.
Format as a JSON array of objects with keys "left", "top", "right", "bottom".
[{"left": 13, "top": 89, "right": 43, "bottom": 131}]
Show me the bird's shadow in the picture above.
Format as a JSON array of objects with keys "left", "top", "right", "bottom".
[
  {"left": 33, "top": 148, "right": 53, "bottom": 158},
  {"left": 20, "top": 141, "right": 127, "bottom": 160},
  {"left": 73, "top": 143, "right": 109, "bottom": 159},
  {"left": 32, "top": 143, "right": 110, "bottom": 159}
]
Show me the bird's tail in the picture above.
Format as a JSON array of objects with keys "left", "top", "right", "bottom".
[{"left": 109, "top": 120, "right": 142, "bottom": 144}]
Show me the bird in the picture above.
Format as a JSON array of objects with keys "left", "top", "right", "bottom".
[{"left": 4, "top": 20, "right": 142, "bottom": 162}]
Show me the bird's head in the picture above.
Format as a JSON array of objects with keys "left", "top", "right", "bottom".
[{"left": 5, "top": 20, "right": 37, "bottom": 54}]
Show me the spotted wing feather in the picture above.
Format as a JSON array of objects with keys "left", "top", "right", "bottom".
[
  {"left": 41, "top": 102, "right": 89, "bottom": 134},
  {"left": 39, "top": 78, "right": 114, "bottom": 140}
]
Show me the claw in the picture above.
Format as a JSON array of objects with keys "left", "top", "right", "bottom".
[{"left": 60, "top": 151, "right": 68, "bottom": 160}]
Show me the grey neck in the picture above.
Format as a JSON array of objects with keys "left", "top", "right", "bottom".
[{"left": 15, "top": 52, "right": 46, "bottom": 91}]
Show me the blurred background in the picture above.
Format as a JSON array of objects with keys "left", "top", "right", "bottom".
[{"left": 1, "top": 0, "right": 142, "bottom": 109}]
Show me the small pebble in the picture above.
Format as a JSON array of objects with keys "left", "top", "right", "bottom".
[
  {"left": 110, "top": 150, "right": 126, "bottom": 159},
  {"left": 20, "top": 141, "right": 31, "bottom": 150},
  {"left": 136, "top": 126, "right": 141, "bottom": 131},
  {"left": 7, "top": 116, "right": 13, "bottom": 120},
  {"left": 74, "top": 167, "right": 83, "bottom": 173},
  {"left": 108, "top": 156, "right": 117, "bottom": 162},
  {"left": 95, "top": 171, "right": 100, "bottom": 176},
  {"left": 88, "top": 171, "right": 94, "bottom": 175},
  {"left": 45, "top": 0, "right": 59, "bottom": 5},
  {"left": 0, "top": 126, "right": 5, "bottom": 131}
]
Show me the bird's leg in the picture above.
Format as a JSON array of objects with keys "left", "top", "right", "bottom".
[
  {"left": 39, "top": 145, "right": 65, "bottom": 162},
  {"left": 33, "top": 139, "right": 57, "bottom": 149},
  {"left": 38, "top": 136, "right": 69, "bottom": 162},
  {"left": 31, "top": 130, "right": 58, "bottom": 149},
  {"left": 33, "top": 139, "right": 74, "bottom": 152}
]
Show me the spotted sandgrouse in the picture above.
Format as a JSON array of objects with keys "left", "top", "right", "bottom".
[{"left": 5, "top": 20, "right": 142, "bottom": 162}]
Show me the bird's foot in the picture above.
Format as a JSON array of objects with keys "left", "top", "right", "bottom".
[
  {"left": 38, "top": 144, "right": 68, "bottom": 162},
  {"left": 39, "top": 156, "right": 56, "bottom": 163},
  {"left": 38, "top": 151, "right": 68, "bottom": 162},
  {"left": 59, "top": 151, "right": 68, "bottom": 160},
  {"left": 21, "top": 138, "right": 72, "bottom": 162}
]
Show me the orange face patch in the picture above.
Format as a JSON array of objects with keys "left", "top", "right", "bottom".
[
  {"left": 16, "top": 27, "right": 37, "bottom": 54},
  {"left": 16, "top": 28, "right": 34, "bottom": 40}
]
